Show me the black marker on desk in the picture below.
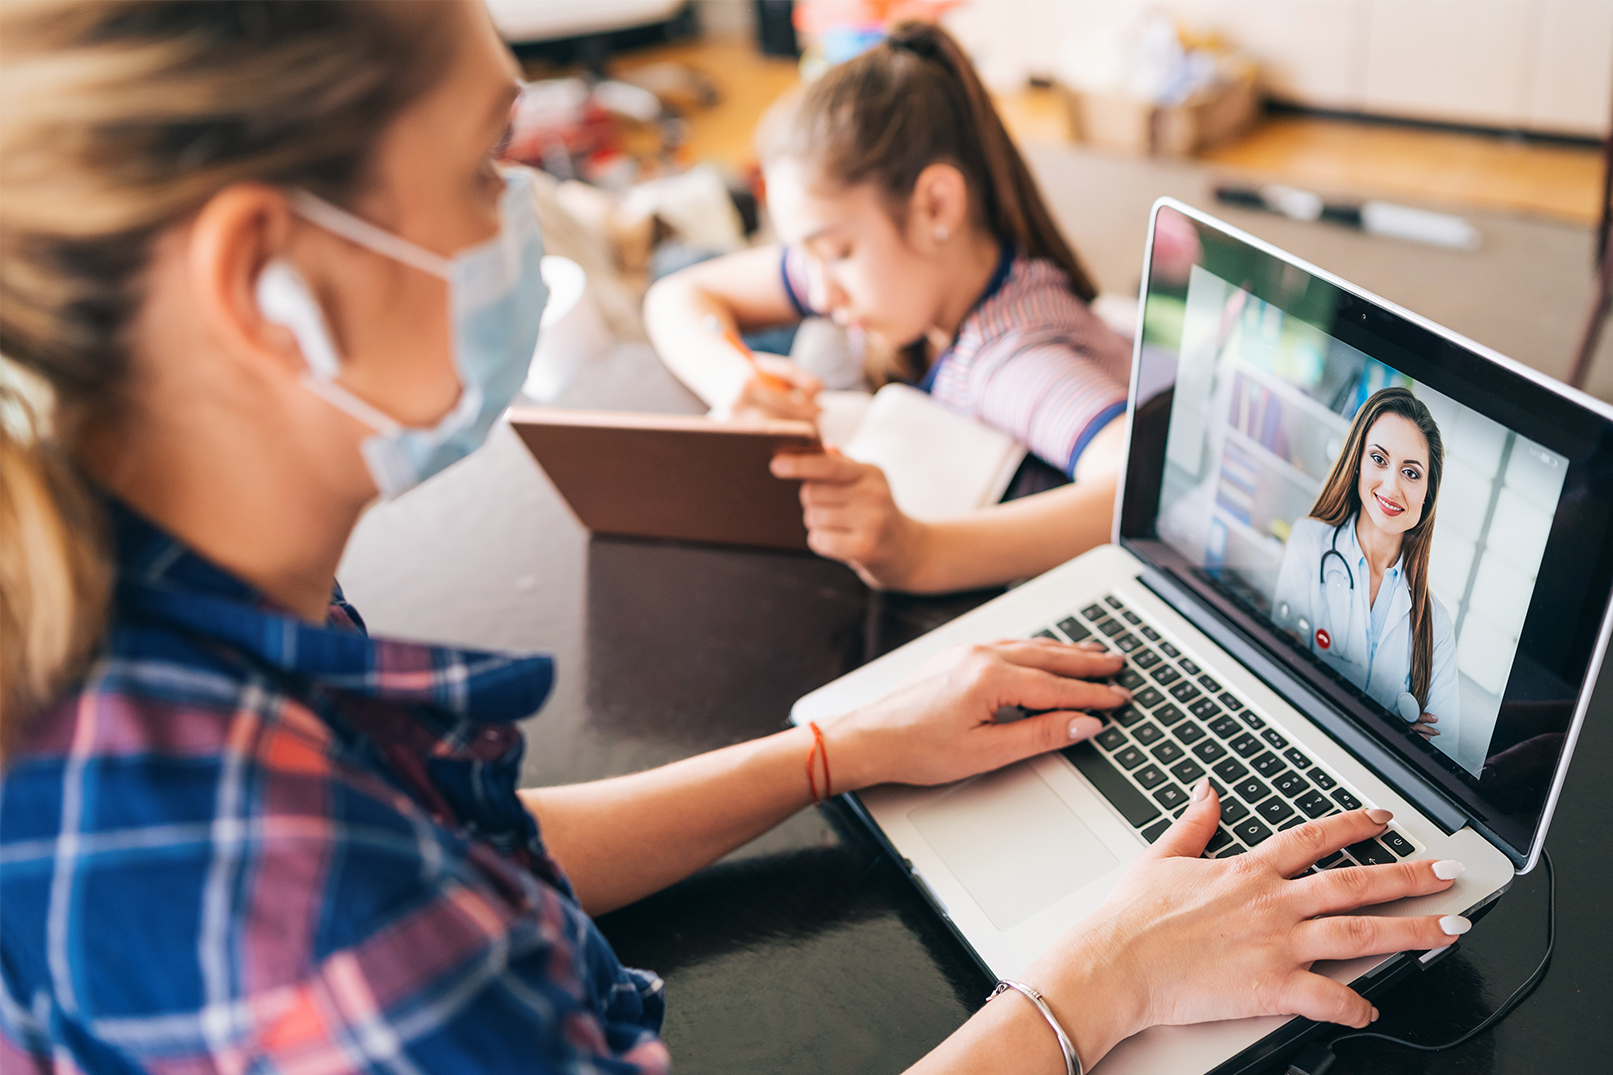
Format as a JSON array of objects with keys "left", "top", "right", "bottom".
[{"left": 1215, "top": 183, "right": 1481, "bottom": 251}]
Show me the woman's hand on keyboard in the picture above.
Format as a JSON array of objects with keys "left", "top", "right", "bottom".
[
  {"left": 1014, "top": 786, "right": 1470, "bottom": 1070},
  {"left": 819, "top": 638, "right": 1129, "bottom": 790}
]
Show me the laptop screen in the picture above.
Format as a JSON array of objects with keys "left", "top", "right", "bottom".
[{"left": 1120, "top": 200, "right": 1613, "bottom": 863}]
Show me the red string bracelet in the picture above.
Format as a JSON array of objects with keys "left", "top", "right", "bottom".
[{"left": 805, "top": 721, "right": 832, "bottom": 803}]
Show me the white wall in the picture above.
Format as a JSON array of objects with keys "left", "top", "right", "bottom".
[{"left": 942, "top": 0, "right": 1613, "bottom": 136}]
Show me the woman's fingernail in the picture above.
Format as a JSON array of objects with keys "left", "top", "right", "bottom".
[
  {"left": 1068, "top": 716, "right": 1102, "bottom": 740},
  {"left": 1366, "top": 808, "right": 1394, "bottom": 825},
  {"left": 1112, "top": 687, "right": 1133, "bottom": 700},
  {"left": 1432, "top": 860, "right": 1466, "bottom": 881},
  {"left": 1439, "top": 915, "right": 1472, "bottom": 936},
  {"left": 1079, "top": 640, "right": 1108, "bottom": 651},
  {"left": 1190, "top": 778, "right": 1210, "bottom": 803},
  {"left": 1370, "top": 1008, "right": 1380, "bottom": 1023}
]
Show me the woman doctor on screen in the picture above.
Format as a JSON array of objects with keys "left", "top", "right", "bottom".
[{"left": 1271, "top": 387, "right": 1459, "bottom": 742}]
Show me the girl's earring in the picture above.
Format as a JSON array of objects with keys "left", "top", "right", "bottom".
[{"left": 934, "top": 224, "right": 949, "bottom": 242}]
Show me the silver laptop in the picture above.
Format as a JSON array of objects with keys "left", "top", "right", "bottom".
[{"left": 791, "top": 198, "right": 1613, "bottom": 1074}]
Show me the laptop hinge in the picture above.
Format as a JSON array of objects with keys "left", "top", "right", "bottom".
[{"left": 1139, "top": 566, "right": 1469, "bottom": 835}]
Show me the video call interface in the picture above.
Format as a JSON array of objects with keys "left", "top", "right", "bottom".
[{"left": 1126, "top": 206, "right": 1612, "bottom": 851}]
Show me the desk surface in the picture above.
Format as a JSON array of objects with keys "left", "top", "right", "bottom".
[{"left": 338, "top": 343, "right": 1613, "bottom": 1075}]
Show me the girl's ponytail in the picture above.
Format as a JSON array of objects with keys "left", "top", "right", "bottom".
[{"left": 761, "top": 19, "right": 1099, "bottom": 303}]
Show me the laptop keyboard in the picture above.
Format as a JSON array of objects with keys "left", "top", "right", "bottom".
[{"left": 1036, "top": 593, "right": 1423, "bottom": 872}]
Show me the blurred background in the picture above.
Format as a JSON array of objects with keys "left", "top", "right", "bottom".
[{"left": 484, "top": 0, "right": 1612, "bottom": 402}]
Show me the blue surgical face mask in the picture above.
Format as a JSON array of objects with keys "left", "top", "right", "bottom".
[{"left": 255, "top": 168, "right": 548, "bottom": 499}]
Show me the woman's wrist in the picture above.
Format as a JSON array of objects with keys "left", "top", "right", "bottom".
[{"left": 1021, "top": 918, "right": 1147, "bottom": 1071}]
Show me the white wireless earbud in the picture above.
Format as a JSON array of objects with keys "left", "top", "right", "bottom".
[{"left": 255, "top": 259, "right": 342, "bottom": 380}]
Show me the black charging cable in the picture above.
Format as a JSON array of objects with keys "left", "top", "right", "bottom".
[{"left": 1286, "top": 850, "right": 1556, "bottom": 1075}]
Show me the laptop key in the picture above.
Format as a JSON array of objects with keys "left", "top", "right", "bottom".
[
  {"left": 1061, "top": 742, "right": 1160, "bottom": 827},
  {"left": 1295, "top": 790, "right": 1333, "bottom": 818},
  {"left": 1212, "top": 757, "right": 1248, "bottom": 782},
  {"left": 1082, "top": 603, "right": 1106, "bottom": 621},
  {"left": 1379, "top": 830, "right": 1416, "bottom": 857},
  {"left": 1346, "top": 838, "right": 1396, "bottom": 867},
  {"left": 1283, "top": 747, "right": 1313, "bottom": 769},
  {"left": 1151, "top": 665, "right": 1181, "bottom": 686},
  {"left": 1170, "top": 682, "right": 1202, "bottom": 704},
  {"left": 1191, "top": 740, "right": 1227, "bottom": 763},
  {"left": 1278, "top": 816, "right": 1305, "bottom": 831},
  {"left": 1179, "top": 658, "right": 1201, "bottom": 675},
  {"left": 1229, "top": 733, "right": 1262, "bottom": 758},
  {"left": 1134, "top": 764, "right": 1167, "bottom": 790},
  {"left": 1105, "top": 595, "right": 1124, "bottom": 609},
  {"left": 1160, "top": 641, "right": 1181, "bottom": 658},
  {"left": 1141, "top": 817, "right": 1173, "bottom": 843},
  {"left": 1153, "top": 784, "right": 1189, "bottom": 810},
  {"left": 1141, "top": 625, "right": 1161, "bottom": 641},
  {"left": 1308, "top": 767, "right": 1337, "bottom": 790},
  {"left": 1220, "top": 797, "right": 1250, "bottom": 824},
  {"left": 1332, "top": 788, "right": 1362, "bottom": 810},
  {"left": 1112, "top": 704, "right": 1144, "bottom": 727},
  {"left": 1233, "top": 818, "right": 1274, "bottom": 846},
  {"left": 1205, "top": 827, "right": 1234, "bottom": 853},
  {"left": 1257, "top": 797, "right": 1296, "bottom": 825},
  {"left": 1118, "top": 669, "right": 1146, "bottom": 690},
  {"left": 1316, "top": 851, "right": 1345, "bottom": 869},
  {"left": 1033, "top": 629, "right": 1057, "bottom": 639},
  {"left": 1132, "top": 687, "right": 1166, "bottom": 709},
  {"left": 1261, "top": 728, "right": 1289, "bottom": 749},
  {"left": 1153, "top": 704, "right": 1186, "bottom": 727},
  {"left": 1238, "top": 710, "right": 1266, "bottom": 730},
  {"left": 1114, "top": 746, "right": 1146, "bottom": 769},
  {"left": 1250, "top": 751, "right": 1284, "bottom": 777},
  {"left": 1234, "top": 777, "right": 1271, "bottom": 803},
  {"left": 1198, "top": 675, "right": 1222, "bottom": 693},
  {"left": 1190, "top": 698, "right": 1221, "bottom": 722},
  {"left": 1208, "top": 715, "right": 1242, "bottom": 739},
  {"left": 1170, "top": 759, "right": 1205, "bottom": 784},
  {"left": 1132, "top": 723, "right": 1164, "bottom": 746},
  {"left": 1116, "top": 633, "right": 1142, "bottom": 653},
  {"left": 1133, "top": 649, "right": 1161, "bottom": 669},
  {"left": 1218, "top": 692, "right": 1243, "bottom": 712},
  {"left": 1058, "top": 616, "right": 1092, "bottom": 642},
  {"left": 1095, "top": 727, "right": 1127, "bottom": 751},
  {"left": 1174, "top": 721, "right": 1206, "bottom": 745},
  {"left": 1273, "top": 771, "right": 1311, "bottom": 798},
  {"left": 1122, "top": 610, "right": 1142, "bottom": 624},
  {"left": 1098, "top": 618, "right": 1124, "bottom": 637},
  {"left": 1152, "top": 741, "right": 1185, "bottom": 764}
]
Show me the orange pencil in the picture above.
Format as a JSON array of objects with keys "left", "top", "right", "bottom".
[{"left": 704, "top": 314, "right": 792, "bottom": 393}]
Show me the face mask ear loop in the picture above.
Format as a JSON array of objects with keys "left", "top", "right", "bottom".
[
  {"left": 290, "top": 191, "right": 453, "bottom": 279},
  {"left": 299, "top": 375, "right": 404, "bottom": 437}
]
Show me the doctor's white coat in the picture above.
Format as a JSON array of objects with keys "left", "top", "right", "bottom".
[{"left": 1269, "top": 516, "right": 1460, "bottom": 739}]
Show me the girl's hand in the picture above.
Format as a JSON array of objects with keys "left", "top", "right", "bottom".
[
  {"left": 817, "top": 638, "right": 1129, "bottom": 791},
  {"left": 1411, "top": 711, "right": 1440, "bottom": 739},
  {"left": 770, "top": 449, "right": 931, "bottom": 590},
  {"left": 1022, "top": 788, "right": 1470, "bottom": 1068},
  {"left": 727, "top": 354, "right": 822, "bottom": 422}
]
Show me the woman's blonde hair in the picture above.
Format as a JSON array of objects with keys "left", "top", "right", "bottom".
[
  {"left": 0, "top": 0, "right": 454, "bottom": 757},
  {"left": 758, "top": 20, "right": 1100, "bottom": 385},
  {"left": 1309, "top": 386, "right": 1445, "bottom": 708}
]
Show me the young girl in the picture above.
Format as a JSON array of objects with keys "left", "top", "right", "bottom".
[{"left": 645, "top": 21, "right": 1133, "bottom": 593}]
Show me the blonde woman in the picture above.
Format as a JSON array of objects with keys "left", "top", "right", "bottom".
[
  {"left": 0, "top": 4, "right": 1470, "bottom": 1072},
  {"left": 1271, "top": 387, "right": 1459, "bottom": 742}
]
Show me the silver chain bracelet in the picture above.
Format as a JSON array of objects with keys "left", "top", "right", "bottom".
[{"left": 987, "top": 980, "right": 1082, "bottom": 1075}]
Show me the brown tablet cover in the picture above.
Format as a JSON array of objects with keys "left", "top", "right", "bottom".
[{"left": 508, "top": 406, "right": 821, "bottom": 550}]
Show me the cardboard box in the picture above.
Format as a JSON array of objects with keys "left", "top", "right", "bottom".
[{"left": 1061, "top": 71, "right": 1260, "bottom": 157}]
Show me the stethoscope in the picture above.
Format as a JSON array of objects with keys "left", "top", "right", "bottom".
[{"left": 1319, "top": 521, "right": 1355, "bottom": 590}]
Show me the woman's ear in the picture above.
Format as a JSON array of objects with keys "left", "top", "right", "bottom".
[
  {"left": 909, "top": 162, "right": 970, "bottom": 252},
  {"left": 185, "top": 183, "right": 311, "bottom": 381}
]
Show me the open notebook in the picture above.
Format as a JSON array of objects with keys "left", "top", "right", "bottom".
[{"left": 817, "top": 383, "right": 1026, "bottom": 522}]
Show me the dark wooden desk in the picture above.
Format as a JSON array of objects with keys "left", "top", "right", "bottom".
[{"left": 339, "top": 343, "right": 1613, "bottom": 1075}]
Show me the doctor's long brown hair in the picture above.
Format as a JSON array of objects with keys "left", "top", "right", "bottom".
[{"left": 1309, "top": 387, "right": 1445, "bottom": 708}]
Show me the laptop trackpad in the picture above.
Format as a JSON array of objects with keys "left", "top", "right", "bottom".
[{"left": 909, "top": 763, "right": 1119, "bottom": 932}]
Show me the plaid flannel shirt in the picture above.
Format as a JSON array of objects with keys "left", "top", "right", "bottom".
[{"left": 0, "top": 501, "right": 669, "bottom": 1074}]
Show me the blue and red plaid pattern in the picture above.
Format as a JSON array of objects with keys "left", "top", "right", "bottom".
[{"left": 0, "top": 500, "right": 669, "bottom": 1074}]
